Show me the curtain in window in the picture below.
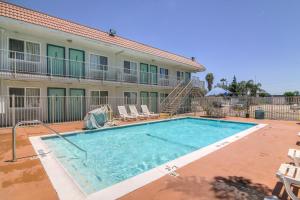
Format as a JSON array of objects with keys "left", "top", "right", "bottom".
[
  {"left": 26, "top": 88, "right": 40, "bottom": 107},
  {"left": 26, "top": 42, "right": 40, "bottom": 62},
  {"left": 90, "top": 54, "right": 100, "bottom": 70},
  {"left": 124, "top": 92, "right": 137, "bottom": 104},
  {"left": 91, "top": 91, "right": 100, "bottom": 105},
  {"left": 90, "top": 54, "right": 108, "bottom": 71},
  {"left": 131, "top": 62, "right": 137, "bottom": 74},
  {"left": 100, "top": 91, "right": 108, "bottom": 104}
]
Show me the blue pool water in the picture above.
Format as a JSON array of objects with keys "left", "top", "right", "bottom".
[{"left": 42, "top": 118, "right": 256, "bottom": 194}]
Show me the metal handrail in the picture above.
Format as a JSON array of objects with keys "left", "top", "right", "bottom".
[
  {"left": 160, "top": 80, "right": 184, "bottom": 107},
  {"left": 170, "top": 79, "right": 193, "bottom": 105},
  {"left": 12, "top": 120, "right": 87, "bottom": 161}
]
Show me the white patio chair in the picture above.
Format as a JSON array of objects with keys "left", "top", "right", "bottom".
[
  {"left": 128, "top": 105, "right": 148, "bottom": 119},
  {"left": 141, "top": 105, "right": 159, "bottom": 118},
  {"left": 288, "top": 149, "right": 300, "bottom": 167},
  {"left": 276, "top": 163, "right": 300, "bottom": 200},
  {"left": 117, "top": 106, "right": 137, "bottom": 120}
]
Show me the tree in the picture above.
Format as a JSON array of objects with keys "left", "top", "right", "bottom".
[
  {"left": 284, "top": 91, "right": 300, "bottom": 97},
  {"left": 228, "top": 76, "right": 238, "bottom": 95},
  {"left": 237, "top": 81, "right": 247, "bottom": 96},
  {"left": 220, "top": 78, "right": 227, "bottom": 89},
  {"left": 227, "top": 76, "right": 264, "bottom": 97},
  {"left": 205, "top": 73, "right": 214, "bottom": 91}
]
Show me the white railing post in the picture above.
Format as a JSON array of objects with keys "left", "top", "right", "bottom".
[
  {"left": 12, "top": 95, "right": 15, "bottom": 126},
  {"left": 49, "top": 57, "right": 52, "bottom": 78},
  {"left": 13, "top": 52, "right": 16, "bottom": 77},
  {"left": 80, "top": 95, "right": 83, "bottom": 120}
]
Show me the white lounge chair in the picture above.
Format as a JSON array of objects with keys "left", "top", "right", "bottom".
[
  {"left": 118, "top": 106, "right": 137, "bottom": 120},
  {"left": 276, "top": 163, "right": 300, "bottom": 200},
  {"left": 141, "top": 105, "right": 159, "bottom": 118},
  {"left": 288, "top": 149, "right": 300, "bottom": 167},
  {"left": 129, "top": 105, "right": 148, "bottom": 119}
]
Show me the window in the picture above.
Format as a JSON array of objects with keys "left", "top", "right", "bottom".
[
  {"left": 124, "top": 61, "right": 137, "bottom": 74},
  {"left": 9, "top": 87, "right": 40, "bottom": 108},
  {"left": 91, "top": 91, "right": 108, "bottom": 105},
  {"left": 90, "top": 54, "right": 108, "bottom": 71},
  {"left": 160, "top": 68, "right": 169, "bottom": 79},
  {"left": 124, "top": 92, "right": 137, "bottom": 104},
  {"left": 9, "top": 39, "right": 40, "bottom": 62},
  {"left": 160, "top": 93, "right": 169, "bottom": 102},
  {"left": 177, "top": 71, "right": 184, "bottom": 81}
]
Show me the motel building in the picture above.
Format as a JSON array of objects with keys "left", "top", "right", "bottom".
[{"left": 0, "top": 2, "right": 205, "bottom": 127}]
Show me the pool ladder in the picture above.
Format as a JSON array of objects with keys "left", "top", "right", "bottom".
[{"left": 12, "top": 120, "right": 87, "bottom": 162}]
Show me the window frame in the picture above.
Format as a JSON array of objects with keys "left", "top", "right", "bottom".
[
  {"left": 8, "top": 38, "right": 41, "bottom": 63},
  {"left": 8, "top": 87, "right": 41, "bottom": 108},
  {"left": 89, "top": 53, "right": 109, "bottom": 71},
  {"left": 160, "top": 67, "right": 169, "bottom": 79},
  {"left": 90, "top": 90, "right": 109, "bottom": 105},
  {"left": 123, "top": 91, "right": 137, "bottom": 105},
  {"left": 123, "top": 60, "right": 137, "bottom": 75}
]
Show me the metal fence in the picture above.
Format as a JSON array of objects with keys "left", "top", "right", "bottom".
[
  {"left": 0, "top": 95, "right": 163, "bottom": 128},
  {"left": 192, "top": 96, "right": 300, "bottom": 121}
]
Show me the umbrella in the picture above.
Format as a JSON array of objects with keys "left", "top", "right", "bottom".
[{"left": 205, "top": 87, "right": 231, "bottom": 96}]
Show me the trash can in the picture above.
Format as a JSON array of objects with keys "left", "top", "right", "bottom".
[{"left": 255, "top": 109, "right": 265, "bottom": 119}]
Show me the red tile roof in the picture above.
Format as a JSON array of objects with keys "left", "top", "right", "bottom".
[{"left": 0, "top": 2, "right": 204, "bottom": 70}]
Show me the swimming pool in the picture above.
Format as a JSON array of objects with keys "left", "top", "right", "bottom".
[{"left": 39, "top": 118, "right": 257, "bottom": 194}]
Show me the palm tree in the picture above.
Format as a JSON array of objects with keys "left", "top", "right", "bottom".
[
  {"left": 220, "top": 78, "right": 227, "bottom": 89},
  {"left": 205, "top": 73, "right": 214, "bottom": 91}
]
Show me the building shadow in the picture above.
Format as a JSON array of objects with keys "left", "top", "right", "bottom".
[{"left": 211, "top": 176, "right": 271, "bottom": 200}]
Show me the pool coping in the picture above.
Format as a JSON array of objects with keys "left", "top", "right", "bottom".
[{"left": 29, "top": 117, "right": 267, "bottom": 200}]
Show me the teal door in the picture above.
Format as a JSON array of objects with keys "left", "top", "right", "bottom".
[
  {"left": 47, "top": 45, "right": 65, "bottom": 76},
  {"left": 140, "top": 63, "right": 148, "bottom": 84},
  {"left": 150, "top": 65, "right": 157, "bottom": 85},
  {"left": 48, "top": 88, "right": 65, "bottom": 122},
  {"left": 69, "top": 89, "right": 85, "bottom": 121},
  {"left": 140, "top": 91, "right": 149, "bottom": 106},
  {"left": 150, "top": 92, "right": 158, "bottom": 113},
  {"left": 69, "top": 49, "right": 85, "bottom": 78}
]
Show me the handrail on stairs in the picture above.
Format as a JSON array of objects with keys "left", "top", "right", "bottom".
[
  {"left": 168, "top": 79, "right": 193, "bottom": 106},
  {"left": 160, "top": 80, "right": 185, "bottom": 107}
]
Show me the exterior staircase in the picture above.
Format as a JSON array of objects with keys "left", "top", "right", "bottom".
[{"left": 160, "top": 78, "right": 204, "bottom": 115}]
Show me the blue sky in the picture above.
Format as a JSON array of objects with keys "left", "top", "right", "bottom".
[{"left": 9, "top": 0, "right": 300, "bottom": 94}]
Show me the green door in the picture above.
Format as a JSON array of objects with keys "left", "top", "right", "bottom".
[
  {"left": 140, "top": 63, "right": 148, "bottom": 84},
  {"left": 69, "top": 49, "right": 85, "bottom": 78},
  {"left": 69, "top": 89, "right": 85, "bottom": 121},
  {"left": 140, "top": 91, "right": 149, "bottom": 106},
  {"left": 150, "top": 92, "right": 158, "bottom": 113},
  {"left": 47, "top": 45, "right": 65, "bottom": 76},
  {"left": 48, "top": 88, "right": 65, "bottom": 122},
  {"left": 150, "top": 65, "right": 157, "bottom": 85}
]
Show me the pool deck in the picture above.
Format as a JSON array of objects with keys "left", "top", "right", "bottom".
[{"left": 0, "top": 116, "right": 300, "bottom": 200}]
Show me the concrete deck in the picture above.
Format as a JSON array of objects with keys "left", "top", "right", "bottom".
[{"left": 0, "top": 117, "right": 300, "bottom": 200}]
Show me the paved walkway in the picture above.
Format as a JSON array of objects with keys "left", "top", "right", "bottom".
[{"left": 0, "top": 117, "right": 299, "bottom": 200}]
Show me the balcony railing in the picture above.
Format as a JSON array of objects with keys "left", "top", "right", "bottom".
[{"left": 0, "top": 49, "right": 205, "bottom": 88}]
